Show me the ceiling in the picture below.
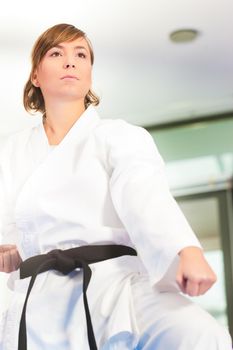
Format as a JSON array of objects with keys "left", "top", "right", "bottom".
[{"left": 0, "top": 0, "right": 233, "bottom": 138}]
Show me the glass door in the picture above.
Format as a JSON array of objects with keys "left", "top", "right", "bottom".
[{"left": 176, "top": 187, "right": 233, "bottom": 336}]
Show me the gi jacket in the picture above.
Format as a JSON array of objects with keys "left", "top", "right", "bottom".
[{"left": 0, "top": 105, "right": 201, "bottom": 285}]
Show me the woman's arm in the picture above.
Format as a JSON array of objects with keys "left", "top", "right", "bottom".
[
  {"left": 0, "top": 245, "right": 22, "bottom": 273},
  {"left": 105, "top": 120, "right": 212, "bottom": 290}
]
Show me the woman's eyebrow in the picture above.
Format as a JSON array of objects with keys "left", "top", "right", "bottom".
[{"left": 51, "top": 44, "right": 88, "bottom": 51}]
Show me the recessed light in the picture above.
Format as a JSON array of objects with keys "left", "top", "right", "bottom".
[{"left": 169, "top": 29, "right": 200, "bottom": 43}]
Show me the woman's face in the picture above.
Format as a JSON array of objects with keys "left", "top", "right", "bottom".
[{"left": 32, "top": 37, "right": 92, "bottom": 104}]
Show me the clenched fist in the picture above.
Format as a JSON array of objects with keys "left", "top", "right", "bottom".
[
  {"left": 0, "top": 244, "right": 22, "bottom": 273},
  {"left": 176, "top": 246, "right": 217, "bottom": 297}
]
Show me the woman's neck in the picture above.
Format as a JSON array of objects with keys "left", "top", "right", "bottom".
[{"left": 43, "top": 99, "right": 86, "bottom": 145}]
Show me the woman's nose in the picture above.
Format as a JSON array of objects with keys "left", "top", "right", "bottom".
[{"left": 64, "top": 63, "right": 76, "bottom": 69}]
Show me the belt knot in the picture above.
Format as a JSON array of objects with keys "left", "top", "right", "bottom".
[{"left": 47, "top": 249, "right": 77, "bottom": 275}]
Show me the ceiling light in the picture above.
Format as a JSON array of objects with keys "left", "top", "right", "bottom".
[{"left": 169, "top": 29, "right": 200, "bottom": 43}]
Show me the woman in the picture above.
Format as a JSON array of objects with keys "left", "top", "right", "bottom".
[{"left": 0, "top": 23, "right": 231, "bottom": 350}]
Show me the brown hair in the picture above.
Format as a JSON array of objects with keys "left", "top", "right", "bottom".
[{"left": 23, "top": 23, "right": 99, "bottom": 115}]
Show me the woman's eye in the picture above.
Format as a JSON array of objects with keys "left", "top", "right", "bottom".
[
  {"left": 50, "top": 51, "right": 62, "bottom": 57},
  {"left": 77, "top": 52, "right": 86, "bottom": 59}
]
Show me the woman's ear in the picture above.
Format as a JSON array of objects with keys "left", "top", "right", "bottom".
[{"left": 31, "top": 71, "right": 40, "bottom": 87}]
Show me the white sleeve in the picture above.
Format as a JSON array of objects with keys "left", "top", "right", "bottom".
[
  {"left": 0, "top": 167, "right": 5, "bottom": 243},
  {"left": 107, "top": 120, "right": 202, "bottom": 285},
  {"left": 0, "top": 138, "right": 17, "bottom": 246},
  {"left": 0, "top": 144, "right": 7, "bottom": 244}
]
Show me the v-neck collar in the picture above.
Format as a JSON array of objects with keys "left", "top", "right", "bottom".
[
  {"left": 28, "top": 105, "right": 100, "bottom": 167},
  {"left": 40, "top": 105, "right": 100, "bottom": 148}
]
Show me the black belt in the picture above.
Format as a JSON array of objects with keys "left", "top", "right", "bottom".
[{"left": 18, "top": 244, "right": 137, "bottom": 350}]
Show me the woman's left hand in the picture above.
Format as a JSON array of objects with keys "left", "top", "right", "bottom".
[{"left": 176, "top": 246, "right": 217, "bottom": 297}]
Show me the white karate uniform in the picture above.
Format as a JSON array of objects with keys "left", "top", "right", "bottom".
[{"left": 0, "top": 106, "right": 231, "bottom": 349}]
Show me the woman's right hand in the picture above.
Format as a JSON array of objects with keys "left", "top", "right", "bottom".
[{"left": 0, "top": 244, "right": 22, "bottom": 273}]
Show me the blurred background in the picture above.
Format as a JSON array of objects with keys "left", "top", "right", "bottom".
[{"left": 0, "top": 0, "right": 233, "bottom": 338}]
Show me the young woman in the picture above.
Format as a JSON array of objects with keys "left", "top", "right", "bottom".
[{"left": 0, "top": 23, "right": 231, "bottom": 350}]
